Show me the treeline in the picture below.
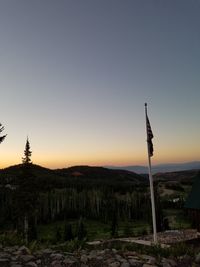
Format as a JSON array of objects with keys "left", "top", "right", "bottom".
[
  {"left": 0, "top": 185, "right": 152, "bottom": 228},
  {"left": 0, "top": 138, "right": 155, "bottom": 242}
]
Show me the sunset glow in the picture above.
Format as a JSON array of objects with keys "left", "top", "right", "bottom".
[{"left": 0, "top": 1, "right": 199, "bottom": 169}]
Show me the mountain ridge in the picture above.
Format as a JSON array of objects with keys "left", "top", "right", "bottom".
[{"left": 106, "top": 161, "right": 200, "bottom": 174}]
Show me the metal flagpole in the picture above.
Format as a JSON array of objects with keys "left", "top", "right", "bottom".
[{"left": 145, "top": 103, "right": 157, "bottom": 244}]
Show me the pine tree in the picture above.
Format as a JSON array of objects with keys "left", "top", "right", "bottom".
[
  {"left": 14, "top": 138, "right": 39, "bottom": 243},
  {"left": 0, "top": 123, "right": 6, "bottom": 144},
  {"left": 22, "top": 138, "right": 32, "bottom": 164}
]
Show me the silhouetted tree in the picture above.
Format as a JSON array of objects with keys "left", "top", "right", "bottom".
[
  {"left": 14, "top": 138, "right": 39, "bottom": 243},
  {"left": 22, "top": 138, "right": 32, "bottom": 164},
  {"left": 0, "top": 123, "right": 6, "bottom": 143}
]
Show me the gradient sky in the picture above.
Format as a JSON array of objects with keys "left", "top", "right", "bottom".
[{"left": 0, "top": 0, "right": 200, "bottom": 169}]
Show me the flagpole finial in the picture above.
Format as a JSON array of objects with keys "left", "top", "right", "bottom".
[{"left": 145, "top": 103, "right": 147, "bottom": 107}]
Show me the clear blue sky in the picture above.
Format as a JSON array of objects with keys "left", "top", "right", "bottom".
[{"left": 0, "top": 0, "right": 200, "bottom": 168}]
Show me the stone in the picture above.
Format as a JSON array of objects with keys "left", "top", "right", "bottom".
[
  {"left": 115, "top": 254, "right": 124, "bottom": 262},
  {"left": 18, "top": 246, "right": 31, "bottom": 255},
  {"left": 42, "top": 248, "right": 53, "bottom": 255},
  {"left": 108, "top": 261, "right": 120, "bottom": 267},
  {"left": 63, "top": 258, "right": 77, "bottom": 266},
  {"left": 20, "top": 255, "right": 35, "bottom": 263},
  {"left": 51, "top": 260, "right": 63, "bottom": 267},
  {"left": 50, "top": 253, "right": 64, "bottom": 261},
  {"left": 128, "top": 258, "right": 143, "bottom": 266},
  {"left": 167, "top": 259, "right": 177, "bottom": 267},
  {"left": 142, "top": 255, "right": 156, "bottom": 262},
  {"left": 88, "top": 250, "right": 98, "bottom": 259},
  {"left": 80, "top": 254, "right": 88, "bottom": 264},
  {"left": 162, "top": 258, "right": 177, "bottom": 267},
  {"left": 147, "top": 258, "right": 157, "bottom": 265}
]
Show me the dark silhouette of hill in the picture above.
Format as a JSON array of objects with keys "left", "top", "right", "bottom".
[
  {"left": 55, "top": 165, "right": 147, "bottom": 186},
  {"left": 0, "top": 164, "right": 147, "bottom": 190},
  {"left": 1, "top": 164, "right": 198, "bottom": 191}
]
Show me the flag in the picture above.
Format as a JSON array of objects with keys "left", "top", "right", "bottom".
[
  {"left": 0, "top": 135, "right": 6, "bottom": 143},
  {"left": 146, "top": 115, "right": 154, "bottom": 157}
]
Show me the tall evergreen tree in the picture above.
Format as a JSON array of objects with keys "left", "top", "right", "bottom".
[
  {"left": 14, "top": 138, "right": 39, "bottom": 243},
  {"left": 22, "top": 138, "right": 32, "bottom": 164},
  {"left": 0, "top": 123, "right": 6, "bottom": 144}
]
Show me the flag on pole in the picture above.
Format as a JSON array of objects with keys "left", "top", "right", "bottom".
[
  {"left": 145, "top": 103, "right": 157, "bottom": 243},
  {"left": 146, "top": 115, "right": 154, "bottom": 157}
]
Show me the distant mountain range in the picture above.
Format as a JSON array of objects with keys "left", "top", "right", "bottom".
[
  {"left": 106, "top": 161, "right": 200, "bottom": 174},
  {"left": 0, "top": 163, "right": 199, "bottom": 189}
]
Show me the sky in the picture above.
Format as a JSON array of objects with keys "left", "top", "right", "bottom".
[{"left": 0, "top": 0, "right": 200, "bottom": 169}]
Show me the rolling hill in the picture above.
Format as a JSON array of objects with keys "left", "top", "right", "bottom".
[{"left": 0, "top": 164, "right": 147, "bottom": 190}]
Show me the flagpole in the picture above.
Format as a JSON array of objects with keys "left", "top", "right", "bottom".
[{"left": 145, "top": 103, "right": 157, "bottom": 244}]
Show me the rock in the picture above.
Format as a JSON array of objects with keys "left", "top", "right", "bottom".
[
  {"left": 18, "top": 246, "right": 31, "bottom": 255},
  {"left": 147, "top": 258, "right": 157, "bottom": 265},
  {"left": 80, "top": 254, "right": 88, "bottom": 264},
  {"left": 63, "top": 257, "right": 77, "bottom": 265},
  {"left": 108, "top": 261, "right": 120, "bottom": 267},
  {"left": 50, "top": 253, "right": 64, "bottom": 261},
  {"left": 162, "top": 262, "right": 171, "bottom": 267},
  {"left": 88, "top": 250, "right": 98, "bottom": 259},
  {"left": 142, "top": 255, "right": 156, "bottom": 263},
  {"left": 124, "top": 251, "right": 137, "bottom": 257},
  {"left": 51, "top": 260, "right": 63, "bottom": 267},
  {"left": 162, "top": 258, "right": 177, "bottom": 267},
  {"left": 36, "top": 259, "right": 41, "bottom": 265},
  {"left": 128, "top": 258, "right": 143, "bottom": 266},
  {"left": 167, "top": 259, "right": 177, "bottom": 267},
  {"left": 42, "top": 248, "right": 53, "bottom": 255},
  {"left": 19, "top": 255, "right": 35, "bottom": 263},
  {"left": 115, "top": 254, "right": 124, "bottom": 262}
]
